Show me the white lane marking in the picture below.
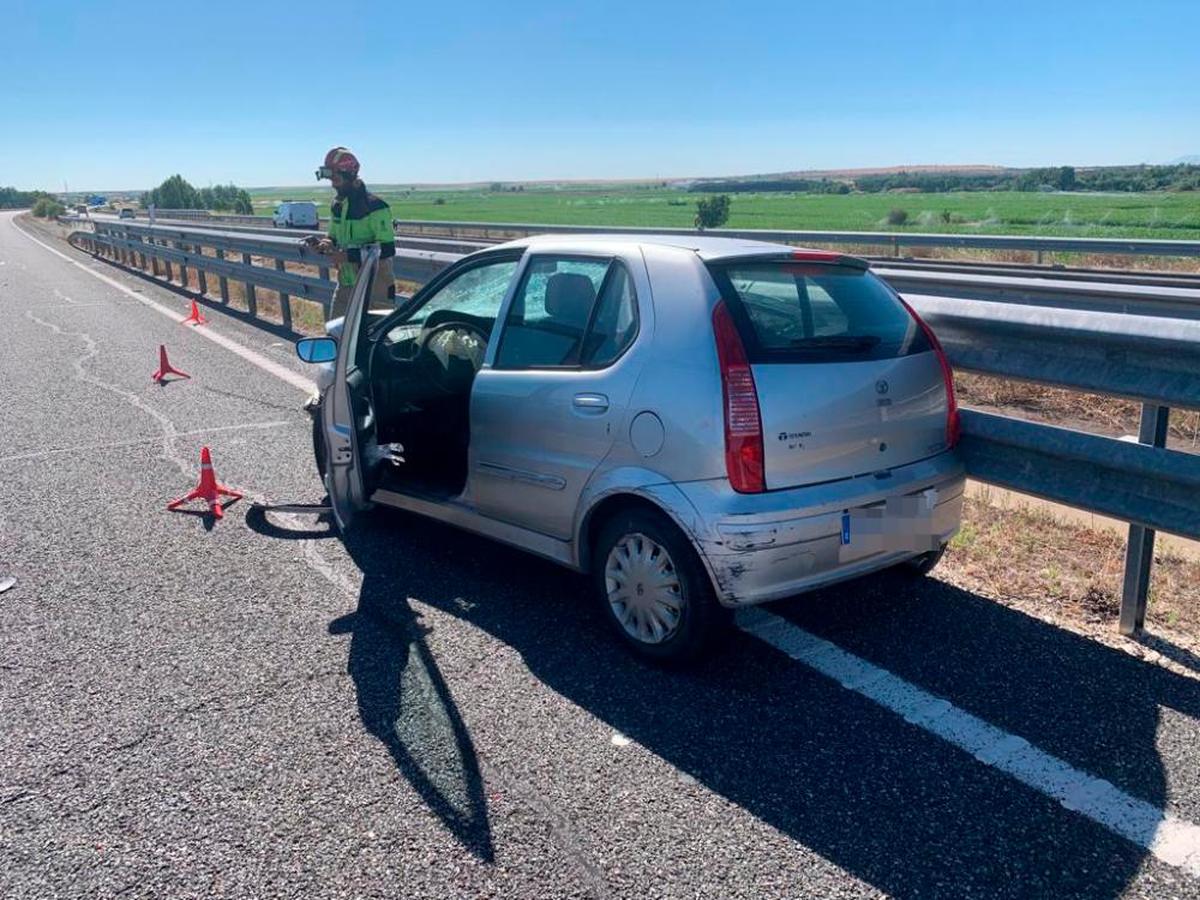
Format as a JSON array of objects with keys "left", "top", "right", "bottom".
[
  {"left": 11, "top": 218, "right": 314, "bottom": 395},
  {"left": 736, "top": 607, "right": 1200, "bottom": 876},
  {"left": 611, "top": 732, "right": 632, "bottom": 747},
  {"left": 0, "top": 420, "right": 292, "bottom": 465}
]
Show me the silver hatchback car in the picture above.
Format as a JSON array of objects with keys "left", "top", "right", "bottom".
[{"left": 297, "top": 235, "right": 965, "bottom": 662}]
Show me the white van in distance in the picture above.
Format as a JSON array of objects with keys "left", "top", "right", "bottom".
[{"left": 273, "top": 201, "right": 319, "bottom": 229}]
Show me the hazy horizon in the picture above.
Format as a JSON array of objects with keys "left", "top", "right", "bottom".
[{"left": 50, "top": 156, "right": 1200, "bottom": 198}]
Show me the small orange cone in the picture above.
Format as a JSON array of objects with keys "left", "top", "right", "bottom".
[
  {"left": 152, "top": 345, "right": 190, "bottom": 383},
  {"left": 182, "top": 300, "right": 207, "bottom": 326},
  {"left": 167, "top": 447, "right": 244, "bottom": 519}
]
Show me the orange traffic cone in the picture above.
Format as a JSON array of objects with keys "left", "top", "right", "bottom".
[
  {"left": 182, "top": 300, "right": 207, "bottom": 326},
  {"left": 152, "top": 345, "right": 190, "bottom": 383},
  {"left": 167, "top": 447, "right": 244, "bottom": 519}
]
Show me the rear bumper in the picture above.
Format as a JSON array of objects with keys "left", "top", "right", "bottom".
[{"left": 673, "top": 452, "right": 965, "bottom": 607}]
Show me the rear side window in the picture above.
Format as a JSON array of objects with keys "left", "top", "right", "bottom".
[
  {"left": 496, "top": 256, "right": 639, "bottom": 369},
  {"left": 583, "top": 264, "right": 638, "bottom": 367},
  {"left": 708, "top": 262, "right": 928, "bottom": 363}
]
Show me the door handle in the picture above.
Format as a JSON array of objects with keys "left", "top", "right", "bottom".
[{"left": 573, "top": 393, "right": 609, "bottom": 412}]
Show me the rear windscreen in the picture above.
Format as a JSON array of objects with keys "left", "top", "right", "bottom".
[{"left": 708, "top": 262, "right": 929, "bottom": 363}]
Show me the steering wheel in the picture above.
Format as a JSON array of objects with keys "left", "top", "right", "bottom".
[{"left": 416, "top": 319, "right": 490, "bottom": 395}]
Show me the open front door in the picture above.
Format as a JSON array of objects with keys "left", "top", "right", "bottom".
[{"left": 321, "top": 245, "right": 380, "bottom": 530}]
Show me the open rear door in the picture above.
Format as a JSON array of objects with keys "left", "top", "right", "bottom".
[{"left": 321, "top": 245, "right": 380, "bottom": 530}]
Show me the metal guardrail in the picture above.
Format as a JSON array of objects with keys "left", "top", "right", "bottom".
[
  {"left": 130, "top": 208, "right": 331, "bottom": 230},
  {"left": 903, "top": 292, "right": 1200, "bottom": 632},
  {"left": 72, "top": 220, "right": 456, "bottom": 327},
  {"left": 393, "top": 218, "right": 1200, "bottom": 261},
  {"left": 877, "top": 269, "right": 1200, "bottom": 319},
  {"left": 73, "top": 221, "right": 335, "bottom": 330},
  {"left": 67, "top": 218, "right": 1198, "bottom": 635}
]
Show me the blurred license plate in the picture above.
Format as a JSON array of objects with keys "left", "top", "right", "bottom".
[{"left": 839, "top": 489, "right": 941, "bottom": 561}]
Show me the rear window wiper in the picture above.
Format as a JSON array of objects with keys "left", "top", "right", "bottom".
[{"left": 787, "top": 334, "right": 882, "bottom": 351}]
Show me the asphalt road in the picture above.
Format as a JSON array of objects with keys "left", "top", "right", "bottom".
[{"left": 4, "top": 209, "right": 1200, "bottom": 899}]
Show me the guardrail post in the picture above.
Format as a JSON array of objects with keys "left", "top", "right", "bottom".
[
  {"left": 275, "top": 258, "right": 293, "bottom": 329},
  {"left": 215, "top": 249, "right": 230, "bottom": 303},
  {"left": 176, "top": 242, "right": 188, "bottom": 289},
  {"left": 197, "top": 254, "right": 208, "bottom": 296},
  {"left": 1118, "top": 404, "right": 1171, "bottom": 635},
  {"left": 892, "top": 236, "right": 901, "bottom": 257},
  {"left": 242, "top": 252, "right": 257, "bottom": 316}
]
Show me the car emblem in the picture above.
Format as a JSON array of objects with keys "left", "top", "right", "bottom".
[{"left": 876, "top": 379, "right": 890, "bottom": 395}]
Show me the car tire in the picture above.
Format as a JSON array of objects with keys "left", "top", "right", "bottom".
[
  {"left": 901, "top": 543, "right": 947, "bottom": 577},
  {"left": 592, "top": 508, "right": 727, "bottom": 665}
]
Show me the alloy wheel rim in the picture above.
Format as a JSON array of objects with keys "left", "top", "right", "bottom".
[{"left": 605, "top": 532, "right": 683, "bottom": 645}]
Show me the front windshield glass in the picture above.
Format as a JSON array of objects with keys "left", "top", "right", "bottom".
[{"left": 405, "top": 260, "right": 519, "bottom": 326}]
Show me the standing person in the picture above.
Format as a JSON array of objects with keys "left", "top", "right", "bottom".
[{"left": 309, "top": 147, "right": 396, "bottom": 318}]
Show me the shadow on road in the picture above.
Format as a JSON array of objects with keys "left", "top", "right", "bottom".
[
  {"left": 260, "top": 504, "right": 1200, "bottom": 897},
  {"left": 247, "top": 505, "right": 494, "bottom": 861},
  {"left": 327, "top": 599, "right": 494, "bottom": 862}
]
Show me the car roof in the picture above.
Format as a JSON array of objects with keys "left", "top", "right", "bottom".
[{"left": 490, "top": 232, "right": 847, "bottom": 263}]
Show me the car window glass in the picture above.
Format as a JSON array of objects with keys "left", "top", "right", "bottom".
[
  {"left": 804, "top": 282, "right": 850, "bottom": 336},
  {"left": 496, "top": 258, "right": 610, "bottom": 368},
  {"left": 582, "top": 263, "right": 638, "bottom": 367},
  {"left": 718, "top": 263, "right": 923, "bottom": 362},
  {"left": 403, "top": 259, "right": 519, "bottom": 328}
]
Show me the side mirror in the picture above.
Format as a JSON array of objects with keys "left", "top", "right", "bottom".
[{"left": 296, "top": 336, "right": 337, "bottom": 363}]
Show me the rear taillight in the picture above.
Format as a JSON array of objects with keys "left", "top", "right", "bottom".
[
  {"left": 899, "top": 297, "right": 960, "bottom": 449},
  {"left": 712, "top": 301, "right": 765, "bottom": 493}
]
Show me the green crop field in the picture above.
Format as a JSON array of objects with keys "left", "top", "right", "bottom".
[{"left": 249, "top": 186, "right": 1200, "bottom": 240}]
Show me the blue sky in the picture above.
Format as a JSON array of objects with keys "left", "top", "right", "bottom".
[{"left": 3, "top": 0, "right": 1198, "bottom": 190}]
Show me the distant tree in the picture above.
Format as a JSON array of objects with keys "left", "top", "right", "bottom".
[
  {"left": 0, "top": 186, "right": 55, "bottom": 209},
  {"left": 143, "top": 174, "right": 200, "bottom": 210},
  {"left": 694, "top": 194, "right": 731, "bottom": 230},
  {"left": 1057, "top": 166, "right": 1076, "bottom": 191},
  {"left": 144, "top": 176, "right": 252, "bottom": 212},
  {"left": 31, "top": 197, "right": 65, "bottom": 218},
  {"left": 886, "top": 208, "right": 909, "bottom": 226}
]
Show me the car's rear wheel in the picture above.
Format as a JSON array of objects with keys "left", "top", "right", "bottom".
[{"left": 592, "top": 509, "right": 726, "bottom": 664}]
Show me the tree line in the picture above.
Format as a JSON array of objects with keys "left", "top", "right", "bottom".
[
  {"left": 0, "top": 186, "right": 57, "bottom": 209},
  {"left": 141, "top": 174, "right": 253, "bottom": 213},
  {"left": 691, "top": 164, "right": 1200, "bottom": 195}
]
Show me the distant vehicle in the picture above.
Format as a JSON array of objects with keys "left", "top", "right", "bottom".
[
  {"left": 118, "top": 208, "right": 135, "bottom": 219},
  {"left": 294, "top": 235, "right": 965, "bottom": 662},
  {"left": 273, "top": 201, "right": 319, "bottom": 230},
  {"left": 74, "top": 204, "right": 88, "bottom": 215}
]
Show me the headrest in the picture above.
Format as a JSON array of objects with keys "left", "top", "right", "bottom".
[{"left": 544, "top": 273, "right": 596, "bottom": 328}]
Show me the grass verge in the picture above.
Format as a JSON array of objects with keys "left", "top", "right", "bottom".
[{"left": 941, "top": 495, "right": 1200, "bottom": 637}]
